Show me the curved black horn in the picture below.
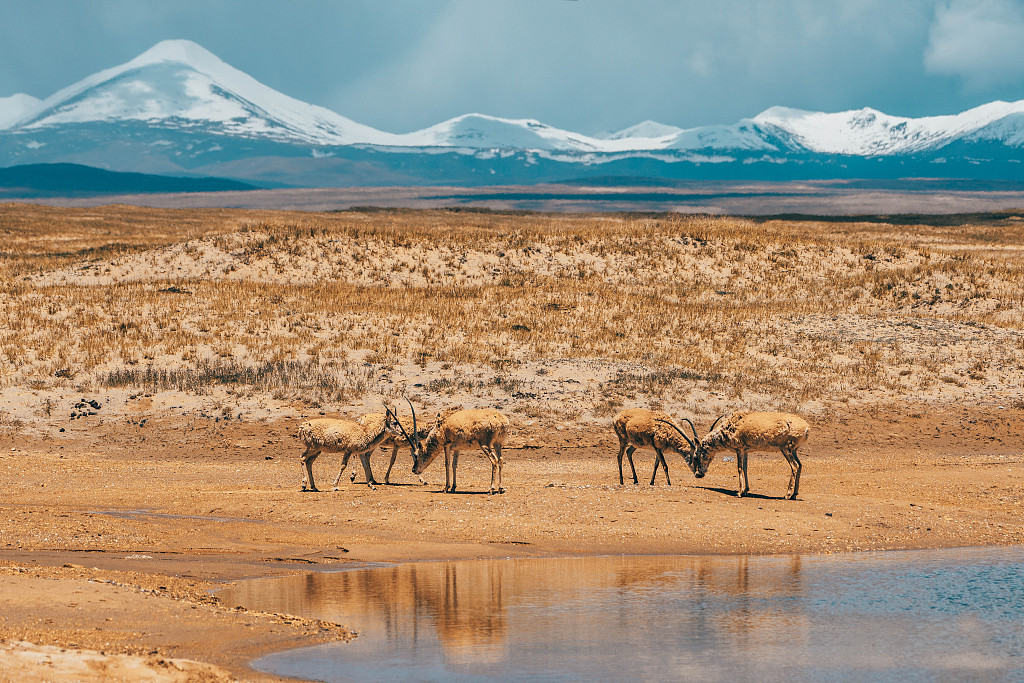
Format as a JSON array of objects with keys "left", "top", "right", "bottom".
[
  {"left": 406, "top": 397, "right": 417, "bottom": 444},
  {"left": 655, "top": 418, "right": 694, "bottom": 448},
  {"left": 708, "top": 415, "right": 726, "bottom": 433},
  {"left": 677, "top": 418, "right": 700, "bottom": 445},
  {"left": 386, "top": 402, "right": 415, "bottom": 447}
]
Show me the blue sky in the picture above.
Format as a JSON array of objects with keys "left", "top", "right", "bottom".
[{"left": 3, "top": 0, "right": 1024, "bottom": 135}]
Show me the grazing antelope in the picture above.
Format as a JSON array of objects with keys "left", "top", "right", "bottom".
[
  {"left": 612, "top": 408, "right": 697, "bottom": 485},
  {"left": 659, "top": 411, "right": 810, "bottom": 500},
  {"left": 411, "top": 408, "right": 510, "bottom": 494},
  {"left": 297, "top": 404, "right": 413, "bottom": 491}
]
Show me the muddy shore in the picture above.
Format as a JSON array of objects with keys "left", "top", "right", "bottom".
[{"left": 1, "top": 402, "right": 1022, "bottom": 680}]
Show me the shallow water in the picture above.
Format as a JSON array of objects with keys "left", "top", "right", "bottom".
[{"left": 218, "top": 547, "right": 1024, "bottom": 682}]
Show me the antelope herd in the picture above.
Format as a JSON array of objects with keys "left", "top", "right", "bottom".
[{"left": 297, "top": 401, "right": 810, "bottom": 500}]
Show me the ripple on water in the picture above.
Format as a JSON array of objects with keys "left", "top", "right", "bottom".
[{"left": 217, "top": 547, "right": 1024, "bottom": 682}]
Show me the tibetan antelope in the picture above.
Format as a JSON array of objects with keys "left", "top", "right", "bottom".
[
  {"left": 659, "top": 411, "right": 810, "bottom": 499},
  {"left": 297, "top": 404, "right": 414, "bottom": 491},
  {"left": 339, "top": 411, "right": 432, "bottom": 487},
  {"left": 411, "top": 408, "right": 510, "bottom": 494},
  {"left": 612, "top": 408, "right": 697, "bottom": 485}
]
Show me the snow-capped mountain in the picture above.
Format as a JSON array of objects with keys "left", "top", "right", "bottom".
[
  {"left": 391, "top": 114, "right": 606, "bottom": 151},
  {"left": 391, "top": 113, "right": 684, "bottom": 152},
  {"left": 1, "top": 39, "right": 1022, "bottom": 187},
  {"left": 751, "top": 101, "right": 1024, "bottom": 156},
  {"left": 2, "top": 40, "right": 672, "bottom": 153},
  {"left": 10, "top": 40, "right": 395, "bottom": 145},
  {"left": 604, "top": 120, "right": 683, "bottom": 141},
  {"left": 0, "top": 94, "right": 40, "bottom": 129}
]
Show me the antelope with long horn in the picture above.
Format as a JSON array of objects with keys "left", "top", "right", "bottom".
[
  {"left": 341, "top": 398, "right": 428, "bottom": 487},
  {"left": 411, "top": 407, "right": 510, "bottom": 494},
  {"left": 658, "top": 411, "right": 810, "bottom": 500},
  {"left": 297, "top": 402, "right": 415, "bottom": 491},
  {"left": 612, "top": 408, "right": 698, "bottom": 485}
]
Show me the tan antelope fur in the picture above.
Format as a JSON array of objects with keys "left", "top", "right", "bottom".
[
  {"left": 612, "top": 408, "right": 697, "bottom": 486},
  {"left": 297, "top": 405, "right": 407, "bottom": 491},
  {"left": 341, "top": 412, "right": 432, "bottom": 487},
  {"left": 412, "top": 408, "right": 511, "bottom": 494},
  {"left": 660, "top": 411, "right": 810, "bottom": 499}
]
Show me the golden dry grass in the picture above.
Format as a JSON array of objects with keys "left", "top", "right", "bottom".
[{"left": 2, "top": 203, "right": 1023, "bottom": 421}]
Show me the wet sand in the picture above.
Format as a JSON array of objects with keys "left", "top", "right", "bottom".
[{"left": 1, "top": 402, "right": 1022, "bottom": 680}]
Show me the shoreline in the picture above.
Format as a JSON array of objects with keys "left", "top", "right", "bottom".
[
  {"left": 2, "top": 402, "right": 1023, "bottom": 679},
  {"left": 5, "top": 539, "right": 1023, "bottom": 681}
]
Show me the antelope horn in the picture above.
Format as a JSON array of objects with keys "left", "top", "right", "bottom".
[
  {"left": 678, "top": 418, "right": 700, "bottom": 446},
  {"left": 655, "top": 418, "right": 694, "bottom": 449},
  {"left": 708, "top": 415, "right": 726, "bottom": 433},
  {"left": 405, "top": 397, "right": 419, "bottom": 449},
  {"left": 385, "top": 402, "right": 414, "bottom": 447}
]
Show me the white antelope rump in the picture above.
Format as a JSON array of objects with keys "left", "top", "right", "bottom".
[
  {"left": 411, "top": 408, "right": 511, "bottom": 494},
  {"left": 297, "top": 404, "right": 413, "bottom": 491},
  {"left": 612, "top": 408, "right": 697, "bottom": 486},
  {"left": 659, "top": 411, "right": 810, "bottom": 500}
]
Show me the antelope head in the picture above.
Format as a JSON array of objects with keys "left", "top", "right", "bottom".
[
  {"left": 411, "top": 409, "right": 449, "bottom": 476},
  {"left": 655, "top": 417, "right": 708, "bottom": 478}
]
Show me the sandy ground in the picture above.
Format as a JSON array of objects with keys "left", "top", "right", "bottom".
[{"left": 1, "top": 401, "right": 1023, "bottom": 680}]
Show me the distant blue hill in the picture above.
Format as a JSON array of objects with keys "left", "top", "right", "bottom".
[{"left": 0, "top": 163, "right": 258, "bottom": 197}]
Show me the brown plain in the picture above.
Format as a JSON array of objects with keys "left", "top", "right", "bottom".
[{"left": 1, "top": 203, "right": 1023, "bottom": 681}]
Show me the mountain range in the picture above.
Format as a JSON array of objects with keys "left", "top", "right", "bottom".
[{"left": 1, "top": 39, "right": 1022, "bottom": 188}]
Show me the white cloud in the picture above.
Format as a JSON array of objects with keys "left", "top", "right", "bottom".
[
  {"left": 330, "top": 0, "right": 937, "bottom": 133},
  {"left": 925, "top": 0, "right": 1024, "bottom": 89}
]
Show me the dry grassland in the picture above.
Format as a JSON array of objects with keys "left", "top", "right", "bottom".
[
  {"left": 3, "top": 202, "right": 1024, "bottom": 681},
  {"left": 2, "top": 203, "right": 1023, "bottom": 426}
]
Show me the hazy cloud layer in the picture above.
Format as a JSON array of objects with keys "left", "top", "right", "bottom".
[
  {"left": 2, "top": 0, "right": 1023, "bottom": 135},
  {"left": 925, "top": 0, "right": 1024, "bottom": 90}
]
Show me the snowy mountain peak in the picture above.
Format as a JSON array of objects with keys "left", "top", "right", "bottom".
[
  {"left": 13, "top": 38, "right": 393, "bottom": 145},
  {"left": 128, "top": 39, "right": 226, "bottom": 71},
  {"left": 3, "top": 39, "right": 1024, "bottom": 167},
  {"left": 752, "top": 101, "right": 1024, "bottom": 155},
  {"left": 0, "top": 94, "right": 41, "bottom": 129},
  {"left": 604, "top": 120, "right": 683, "bottom": 141}
]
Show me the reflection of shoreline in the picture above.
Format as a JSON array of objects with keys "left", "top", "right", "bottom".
[
  {"left": 220, "top": 554, "right": 808, "bottom": 666},
  {"left": 215, "top": 549, "right": 1024, "bottom": 680}
]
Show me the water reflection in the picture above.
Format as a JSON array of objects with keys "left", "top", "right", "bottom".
[{"left": 219, "top": 548, "right": 1024, "bottom": 682}]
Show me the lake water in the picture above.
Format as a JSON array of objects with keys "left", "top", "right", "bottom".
[{"left": 218, "top": 547, "right": 1024, "bottom": 682}]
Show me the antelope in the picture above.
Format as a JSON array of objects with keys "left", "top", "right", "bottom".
[
  {"left": 411, "top": 407, "right": 511, "bottom": 494},
  {"left": 338, "top": 412, "right": 432, "bottom": 487},
  {"left": 297, "top": 403, "right": 414, "bottom": 491},
  {"left": 612, "top": 408, "right": 697, "bottom": 485},
  {"left": 658, "top": 411, "right": 810, "bottom": 500}
]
